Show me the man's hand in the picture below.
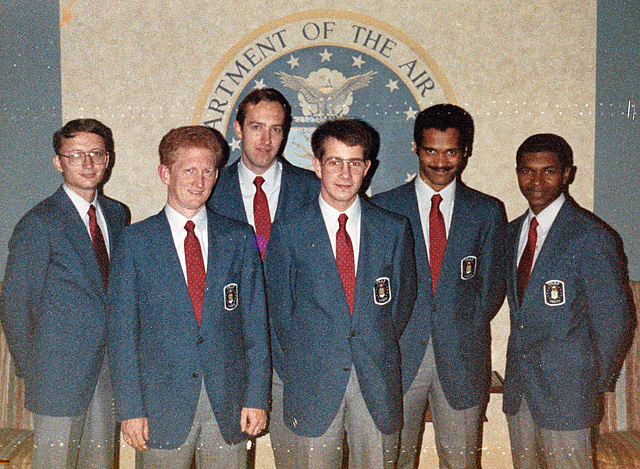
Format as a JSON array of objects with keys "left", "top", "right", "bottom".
[
  {"left": 121, "top": 417, "right": 150, "bottom": 451},
  {"left": 240, "top": 407, "right": 267, "bottom": 436}
]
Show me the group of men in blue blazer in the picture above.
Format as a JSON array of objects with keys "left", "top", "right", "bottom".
[{"left": 0, "top": 86, "right": 635, "bottom": 469}]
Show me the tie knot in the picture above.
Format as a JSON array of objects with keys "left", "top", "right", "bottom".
[
  {"left": 338, "top": 213, "right": 348, "bottom": 230},
  {"left": 431, "top": 194, "right": 443, "bottom": 208},
  {"left": 88, "top": 204, "right": 97, "bottom": 218},
  {"left": 254, "top": 176, "right": 265, "bottom": 189},
  {"left": 185, "top": 220, "right": 196, "bottom": 233},
  {"left": 530, "top": 217, "right": 539, "bottom": 230}
]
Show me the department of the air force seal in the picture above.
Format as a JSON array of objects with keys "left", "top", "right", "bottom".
[
  {"left": 460, "top": 255, "right": 477, "bottom": 280},
  {"left": 374, "top": 277, "right": 391, "bottom": 305},
  {"left": 543, "top": 280, "right": 565, "bottom": 306},
  {"left": 194, "top": 10, "right": 455, "bottom": 195},
  {"left": 224, "top": 283, "right": 238, "bottom": 311}
]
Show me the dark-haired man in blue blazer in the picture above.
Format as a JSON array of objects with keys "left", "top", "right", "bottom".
[
  {"left": 108, "top": 126, "right": 270, "bottom": 468},
  {"left": 207, "top": 88, "right": 318, "bottom": 468},
  {"left": 266, "top": 119, "right": 416, "bottom": 468},
  {"left": 503, "top": 133, "right": 634, "bottom": 468},
  {"left": 1, "top": 119, "right": 128, "bottom": 468},
  {"left": 372, "top": 104, "right": 507, "bottom": 469}
]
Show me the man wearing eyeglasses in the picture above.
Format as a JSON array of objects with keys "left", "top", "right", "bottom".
[
  {"left": 265, "top": 118, "right": 417, "bottom": 467},
  {"left": 372, "top": 104, "right": 507, "bottom": 469},
  {"left": 0, "top": 119, "right": 129, "bottom": 468}
]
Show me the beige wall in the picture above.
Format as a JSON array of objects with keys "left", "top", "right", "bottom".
[{"left": 60, "top": 1, "right": 598, "bottom": 466}]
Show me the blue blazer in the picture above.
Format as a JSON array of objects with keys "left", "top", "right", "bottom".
[
  {"left": 265, "top": 199, "right": 417, "bottom": 437},
  {"left": 372, "top": 180, "right": 507, "bottom": 409},
  {"left": 207, "top": 158, "right": 320, "bottom": 226},
  {"left": 0, "top": 186, "right": 128, "bottom": 415},
  {"left": 503, "top": 200, "right": 634, "bottom": 430},
  {"left": 107, "top": 209, "right": 270, "bottom": 448},
  {"left": 207, "top": 158, "right": 319, "bottom": 378}
]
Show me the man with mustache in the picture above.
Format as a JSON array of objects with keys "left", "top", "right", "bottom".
[{"left": 372, "top": 104, "right": 507, "bottom": 468}]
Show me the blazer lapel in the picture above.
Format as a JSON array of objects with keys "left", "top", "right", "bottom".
[
  {"left": 54, "top": 188, "right": 106, "bottom": 297},
  {"left": 522, "top": 203, "right": 575, "bottom": 306},
  {"left": 308, "top": 202, "right": 352, "bottom": 319},
  {"left": 152, "top": 212, "right": 196, "bottom": 324},
  {"left": 199, "top": 214, "right": 236, "bottom": 329},
  {"left": 404, "top": 185, "right": 432, "bottom": 291},
  {"left": 217, "top": 161, "right": 248, "bottom": 224}
]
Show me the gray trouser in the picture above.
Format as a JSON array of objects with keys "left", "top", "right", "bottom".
[
  {"left": 32, "top": 360, "right": 116, "bottom": 469},
  {"left": 142, "top": 381, "right": 247, "bottom": 469},
  {"left": 293, "top": 368, "right": 399, "bottom": 469},
  {"left": 399, "top": 339, "right": 482, "bottom": 469},
  {"left": 507, "top": 398, "right": 594, "bottom": 469}
]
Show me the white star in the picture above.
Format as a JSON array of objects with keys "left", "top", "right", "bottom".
[
  {"left": 352, "top": 55, "right": 365, "bottom": 68},
  {"left": 254, "top": 79, "right": 265, "bottom": 89},
  {"left": 319, "top": 49, "right": 333, "bottom": 62},
  {"left": 385, "top": 79, "right": 399, "bottom": 92},
  {"left": 405, "top": 173, "right": 417, "bottom": 182},
  {"left": 404, "top": 106, "right": 418, "bottom": 120},
  {"left": 287, "top": 55, "right": 299, "bottom": 69},
  {"left": 230, "top": 138, "right": 241, "bottom": 151}
]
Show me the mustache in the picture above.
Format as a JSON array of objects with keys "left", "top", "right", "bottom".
[{"left": 427, "top": 165, "right": 455, "bottom": 171}]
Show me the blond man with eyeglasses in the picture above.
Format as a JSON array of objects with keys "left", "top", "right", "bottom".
[{"left": 0, "top": 119, "right": 129, "bottom": 468}]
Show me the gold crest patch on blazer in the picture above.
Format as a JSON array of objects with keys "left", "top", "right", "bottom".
[
  {"left": 460, "top": 256, "right": 477, "bottom": 280},
  {"left": 543, "top": 280, "right": 565, "bottom": 306},
  {"left": 374, "top": 277, "right": 391, "bottom": 305},
  {"left": 224, "top": 283, "right": 238, "bottom": 310}
]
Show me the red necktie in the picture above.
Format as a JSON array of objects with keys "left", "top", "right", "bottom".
[
  {"left": 336, "top": 213, "right": 355, "bottom": 315},
  {"left": 88, "top": 205, "right": 109, "bottom": 288},
  {"left": 253, "top": 176, "right": 271, "bottom": 259},
  {"left": 517, "top": 217, "right": 538, "bottom": 304},
  {"left": 185, "top": 220, "right": 206, "bottom": 326},
  {"left": 429, "top": 194, "right": 446, "bottom": 294}
]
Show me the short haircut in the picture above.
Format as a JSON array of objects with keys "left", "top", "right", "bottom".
[
  {"left": 235, "top": 88, "right": 292, "bottom": 135},
  {"left": 414, "top": 104, "right": 474, "bottom": 155},
  {"left": 516, "top": 133, "right": 574, "bottom": 168},
  {"left": 311, "top": 118, "right": 380, "bottom": 162},
  {"left": 158, "top": 126, "right": 225, "bottom": 168},
  {"left": 53, "top": 118, "right": 114, "bottom": 156}
]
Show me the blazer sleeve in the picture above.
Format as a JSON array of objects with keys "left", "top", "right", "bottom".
[
  {"left": 238, "top": 229, "right": 271, "bottom": 410},
  {"left": 107, "top": 233, "right": 146, "bottom": 421},
  {"left": 580, "top": 229, "right": 635, "bottom": 392},
  {"left": 0, "top": 213, "right": 50, "bottom": 378},
  {"left": 391, "top": 217, "right": 417, "bottom": 339},
  {"left": 478, "top": 201, "right": 508, "bottom": 323},
  {"left": 264, "top": 221, "right": 295, "bottom": 366}
]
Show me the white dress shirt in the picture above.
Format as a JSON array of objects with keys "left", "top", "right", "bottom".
[
  {"left": 517, "top": 193, "right": 566, "bottom": 268},
  {"left": 164, "top": 205, "right": 209, "bottom": 282},
  {"left": 318, "top": 196, "right": 362, "bottom": 273},
  {"left": 237, "top": 158, "right": 282, "bottom": 229},
  {"left": 414, "top": 177, "right": 456, "bottom": 261},
  {"left": 63, "top": 184, "right": 111, "bottom": 256}
]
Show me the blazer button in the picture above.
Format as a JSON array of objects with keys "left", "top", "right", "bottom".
[
  {"left": 518, "top": 324, "right": 524, "bottom": 330},
  {"left": 343, "top": 365, "right": 350, "bottom": 371},
  {"left": 420, "top": 340, "right": 426, "bottom": 346},
  {"left": 192, "top": 372, "right": 200, "bottom": 378},
  {"left": 197, "top": 337, "right": 204, "bottom": 344},
  {"left": 520, "top": 354, "right": 527, "bottom": 361},
  {"left": 349, "top": 331, "right": 356, "bottom": 338}
]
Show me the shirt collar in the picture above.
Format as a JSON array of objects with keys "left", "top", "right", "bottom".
[
  {"left": 164, "top": 204, "right": 208, "bottom": 232},
  {"left": 238, "top": 157, "right": 282, "bottom": 191},
  {"left": 63, "top": 183, "right": 98, "bottom": 215},
  {"left": 526, "top": 193, "right": 565, "bottom": 232},
  {"left": 415, "top": 176, "right": 457, "bottom": 204},
  {"left": 318, "top": 194, "right": 361, "bottom": 227}
]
